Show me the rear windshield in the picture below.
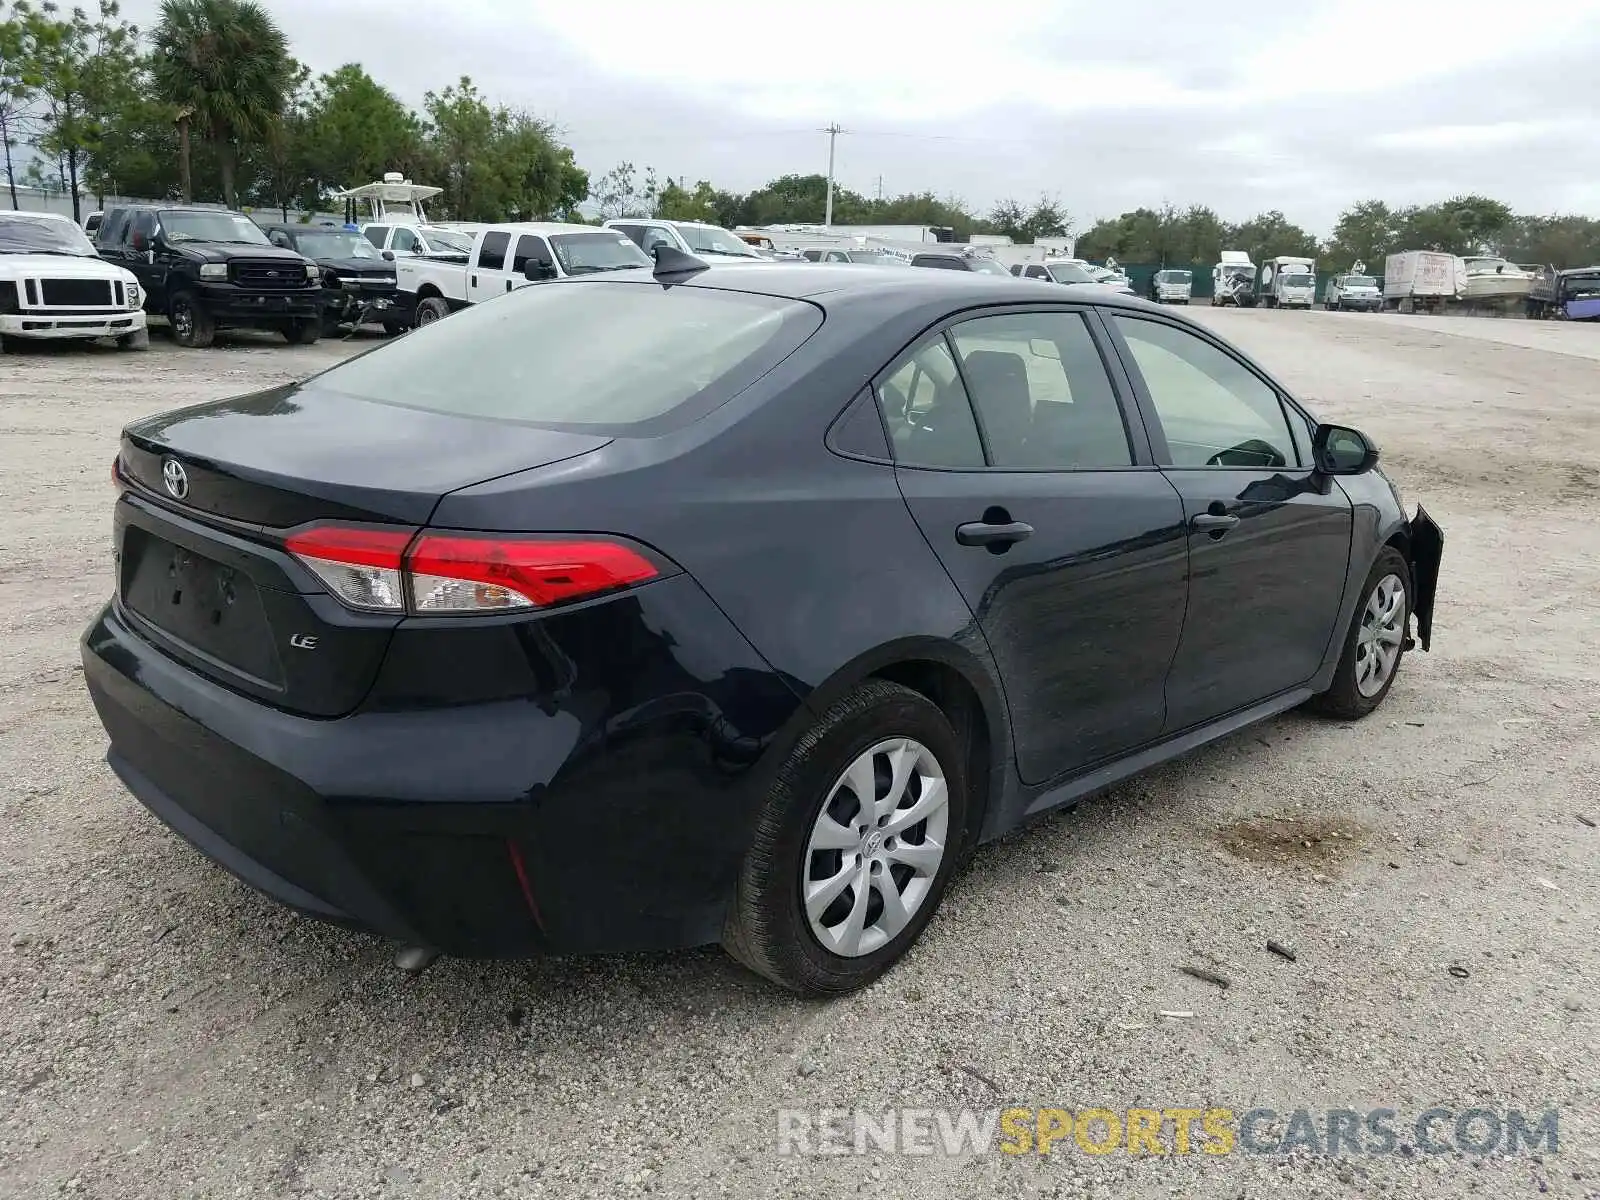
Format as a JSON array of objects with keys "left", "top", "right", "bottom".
[{"left": 310, "top": 281, "right": 822, "bottom": 434}]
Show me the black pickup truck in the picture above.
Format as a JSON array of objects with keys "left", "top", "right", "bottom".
[
  {"left": 259, "top": 223, "right": 406, "bottom": 336},
  {"left": 95, "top": 204, "right": 322, "bottom": 347}
]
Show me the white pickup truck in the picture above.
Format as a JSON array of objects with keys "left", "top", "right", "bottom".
[{"left": 396, "top": 222, "right": 654, "bottom": 325}]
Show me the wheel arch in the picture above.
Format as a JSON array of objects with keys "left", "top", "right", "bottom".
[{"left": 785, "top": 636, "right": 1011, "bottom": 854}]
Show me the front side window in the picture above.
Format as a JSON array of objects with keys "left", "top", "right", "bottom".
[
  {"left": 308, "top": 282, "right": 822, "bottom": 434},
  {"left": 1112, "top": 316, "right": 1295, "bottom": 469},
  {"left": 875, "top": 336, "right": 984, "bottom": 469},
  {"left": 949, "top": 312, "right": 1132, "bottom": 470},
  {"left": 513, "top": 234, "right": 552, "bottom": 275}
]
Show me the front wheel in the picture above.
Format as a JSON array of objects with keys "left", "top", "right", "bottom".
[
  {"left": 168, "top": 291, "right": 214, "bottom": 348},
  {"left": 283, "top": 319, "right": 321, "bottom": 345},
  {"left": 1309, "top": 547, "right": 1411, "bottom": 719},
  {"left": 722, "top": 680, "right": 970, "bottom": 995}
]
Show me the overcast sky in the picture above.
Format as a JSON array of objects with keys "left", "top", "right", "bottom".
[{"left": 114, "top": 0, "right": 1600, "bottom": 234}]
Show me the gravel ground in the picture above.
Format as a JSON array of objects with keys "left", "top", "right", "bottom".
[{"left": 1, "top": 313, "right": 1597, "bottom": 1200}]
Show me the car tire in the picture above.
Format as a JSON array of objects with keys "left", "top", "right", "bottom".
[
  {"left": 1308, "top": 547, "right": 1412, "bottom": 720},
  {"left": 168, "top": 291, "right": 214, "bottom": 349},
  {"left": 722, "top": 679, "right": 969, "bottom": 996},
  {"left": 415, "top": 297, "right": 449, "bottom": 326},
  {"left": 117, "top": 328, "right": 150, "bottom": 351},
  {"left": 283, "top": 319, "right": 321, "bottom": 346}
]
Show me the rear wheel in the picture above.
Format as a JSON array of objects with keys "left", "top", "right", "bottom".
[
  {"left": 168, "top": 291, "right": 214, "bottom": 348},
  {"left": 415, "top": 296, "right": 449, "bottom": 326},
  {"left": 1309, "top": 547, "right": 1411, "bottom": 719},
  {"left": 723, "top": 680, "right": 969, "bottom": 995}
]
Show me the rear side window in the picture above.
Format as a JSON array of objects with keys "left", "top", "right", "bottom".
[
  {"left": 874, "top": 336, "right": 984, "bottom": 469},
  {"left": 311, "top": 282, "right": 823, "bottom": 434},
  {"left": 477, "top": 231, "right": 510, "bottom": 270},
  {"left": 949, "top": 312, "right": 1132, "bottom": 470}
]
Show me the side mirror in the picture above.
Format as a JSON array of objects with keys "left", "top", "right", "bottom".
[
  {"left": 523, "top": 261, "right": 556, "bottom": 281},
  {"left": 381, "top": 249, "right": 395, "bottom": 261},
  {"left": 1312, "top": 423, "right": 1380, "bottom": 475}
]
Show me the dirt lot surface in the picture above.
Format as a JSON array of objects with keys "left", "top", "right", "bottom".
[{"left": 1, "top": 313, "right": 1597, "bottom": 1199}]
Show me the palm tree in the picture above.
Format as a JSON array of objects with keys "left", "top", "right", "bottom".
[{"left": 149, "top": 0, "right": 288, "bottom": 207}]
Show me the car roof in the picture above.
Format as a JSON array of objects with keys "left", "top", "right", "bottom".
[
  {"left": 567, "top": 261, "right": 1156, "bottom": 311},
  {"left": 2, "top": 209, "right": 72, "bottom": 223}
]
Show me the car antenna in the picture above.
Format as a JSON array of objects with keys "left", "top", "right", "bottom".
[{"left": 652, "top": 244, "right": 709, "bottom": 281}]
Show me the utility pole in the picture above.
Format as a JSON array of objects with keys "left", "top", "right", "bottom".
[
  {"left": 876, "top": 175, "right": 883, "bottom": 202},
  {"left": 823, "top": 122, "right": 843, "bottom": 227}
]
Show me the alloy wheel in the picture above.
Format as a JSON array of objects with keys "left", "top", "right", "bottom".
[
  {"left": 1355, "top": 573, "right": 1406, "bottom": 697},
  {"left": 802, "top": 738, "right": 950, "bottom": 958}
]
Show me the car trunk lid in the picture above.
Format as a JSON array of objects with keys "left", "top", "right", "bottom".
[{"left": 114, "top": 382, "right": 612, "bottom": 716}]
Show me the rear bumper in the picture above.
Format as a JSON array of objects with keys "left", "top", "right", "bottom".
[
  {"left": 1407, "top": 505, "right": 1444, "bottom": 651},
  {"left": 81, "top": 574, "right": 806, "bottom": 957},
  {"left": 1, "top": 310, "right": 146, "bottom": 339}
]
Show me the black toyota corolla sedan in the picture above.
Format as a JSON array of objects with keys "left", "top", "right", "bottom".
[{"left": 84, "top": 255, "right": 1443, "bottom": 995}]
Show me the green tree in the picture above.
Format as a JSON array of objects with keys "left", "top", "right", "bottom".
[
  {"left": 150, "top": 0, "right": 293, "bottom": 207},
  {"left": 489, "top": 111, "right": 586, "bottom": 220},
  {"left": 657, "top": 177, "right": 721, "bottom": 222},
  {"left": 587, "top": 159, "right": 660, "bottom": 220},
  {"left": 1, "top": 0, "right": 44, "bottom": 209},
  {"left": 1499, "top": 213, "right": 1600, "bottom": 269},
  {"left": 22, "top": 0, "right": 140, "bottom": 220},
  {"left": 300, "top": 63, "right": 421, "bottom": 199},
  {"left": 1393, "top": 194, "right": 1514, "bottom": 256},
  {"left": 1225, "top": 210, "right": 1319, "bottom": 266},
  {"left": 1322, "top": 199, "right": 1398, "bottom": 270},
  {"left": 420, "top": 76, "right": 495, "bottom": 219}
]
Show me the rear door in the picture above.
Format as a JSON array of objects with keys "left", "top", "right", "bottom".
[
  {"left": 1105, "top": 313, "right": 1353, "bottom": 731},
  {"left": 466, "top": 230, "right": 514, "bottom": 303},
  {"left": 882, "top": 306, "right": 1189, "bottom": 785}
]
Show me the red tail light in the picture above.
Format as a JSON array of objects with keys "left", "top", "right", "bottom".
[{"left": 284, "top": 525, "right": 661, "bottom": 614}]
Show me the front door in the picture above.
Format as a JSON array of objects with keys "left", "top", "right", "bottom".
[
  {"left": 1106, "top": 313, "right": 1353, "bottom": 731},
  {"left": 881, "top": 308, "right": 1189, "bottom": 785}
]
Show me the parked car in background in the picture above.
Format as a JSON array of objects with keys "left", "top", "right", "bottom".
[
  {"left": 260, "top": 223, "right": 406, "bottom": 336},
  {"left": 605, "top": 218, "right": 766, "bottom": 262},
  {"left": 83, "top": 210, "right": 105, "bottom": 238},
  {"left": 94, "top": 204, "right": 321, "bottom": 348},
  {"left": 397, "top": 222, "right": 652, "bottom": 326},
  {"left": 361, "top": 222, "right": 475, "bottom": 261},
  {"left": 909, "top": 250, "right": 1012, "bottom": 275},
  {"left": 0, "top": 210, "right": 148, "bottom": 352},
  {"left": 1149, "top": 269, "right": 1193, "bottom": 304},
  {"left": 802, "top": 248, "right": 904, "bottom": 265},
  {"left": 1012, "top": 260, "right": 1100, "bottom": 286},
  {"left": 83, "top": 259, "right": 1442, "bottom": 996},
  {"left": 1526, "top": 264, "right": 1600, "bottom": 321},
  {"left": 1323, "top": 271, "right": 1382, "bottom": 311}
]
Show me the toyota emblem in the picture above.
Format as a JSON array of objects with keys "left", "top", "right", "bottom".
[{"left": 162, "top": 458, "right": 189, "bottom": 500}]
